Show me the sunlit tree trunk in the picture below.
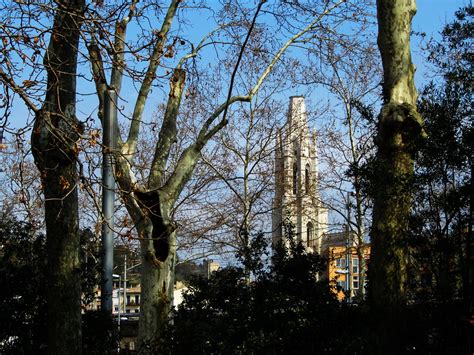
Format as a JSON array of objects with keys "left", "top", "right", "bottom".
[
  {"left": 368, "top": 0, "right": 424, "bottom": 350},
  {"left": 30, "top": 0, "right": 85, "bottom": 353},
  {"left": 369, "top": 0, "right": 423, "bottom": 309}
]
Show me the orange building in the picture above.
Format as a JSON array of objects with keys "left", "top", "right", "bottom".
[{"left": 321, "top": 231, "right": 370, "bottom": 301}]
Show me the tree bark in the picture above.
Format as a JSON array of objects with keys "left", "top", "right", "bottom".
[
  {"left": 133, "top": 194, "right": 177, "bottom": 353},
  {"left": 368, "top": 0, "right": 424, "bottom": 351},
  {"left": 31, "top": 1, "right": 85, "bottom": 353},
  {"left": 369, "top": 0, "right": 422, "bottom": 309}
]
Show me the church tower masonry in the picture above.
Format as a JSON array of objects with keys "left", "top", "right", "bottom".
[{"left": 272, "top": 96, "right": 328, "bottom": 254}]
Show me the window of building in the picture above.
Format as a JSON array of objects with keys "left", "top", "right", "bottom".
[
  {"left": 135, "top": 309, "right": 139, "bottom": 313},
  {"left": 335, "top": 258, "right": 346, "bottom": 268},
  {"left": 352, "top": 275, "right": 359, "bottom": 289},
  {"left": 306, "top": 222, "right": 313, "bottom": 247},
  {"left": 135, "top": 295, "right": 140, "bottom": 304},
  {"left": 114, "top": 306, "right": 118, "bottom": 312},
  {"left": 305, "top": 163, "right": 310, "bottom": 193},
  {"left": 127, "top": 295, "right": 131, "bottom": 305},
  {"left": 292, "top": 162, "right": 298, "bottom": 194},
  {"left": 352, "top": 258, "right": 359, "bottom": 274}
]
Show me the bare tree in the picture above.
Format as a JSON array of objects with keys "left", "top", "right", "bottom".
[
  {"left": 307, "top": 39, "right": 381, "bottom": 298},
  {"left": 0, "top": 135, "right": 43, "bottom": 228},
  {"left": 86, "top": 0, "right": 349, "bottom": 349},
  {"left": 200, "top": 96, "right": 284, "bottom": 254}
]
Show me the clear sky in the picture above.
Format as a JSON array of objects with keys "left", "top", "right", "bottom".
[{"left": 412, "top": 0, "right": 469, "bottom": 84}]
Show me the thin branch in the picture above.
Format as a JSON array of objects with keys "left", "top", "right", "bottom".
[
  {"left": 0, "top": 68, "right": 39, "bottom": 113},
  {"left": 248, "top": 0, "right": 347, "bottom": 99},
  {"left": 220, "top": 0, "right": 266, "bottom": 128}
]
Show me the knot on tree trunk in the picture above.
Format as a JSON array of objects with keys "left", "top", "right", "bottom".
[{"left": 376, "top": 102, "right": 426, "bottom": 155}]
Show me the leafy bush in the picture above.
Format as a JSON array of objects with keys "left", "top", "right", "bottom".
[{"left": 165, "top": 225, "right": 365, "bottom": 354}]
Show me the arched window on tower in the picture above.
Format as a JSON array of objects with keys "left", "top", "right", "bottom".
[
  {"left": 292, "top": 162, "right": 297, "bottom": 194},
  {"left": 306, "top": 222, "right": 314, "bottom": 247},
  {"left": 305, "top": 163, "right": 310, "bottom": 193}
]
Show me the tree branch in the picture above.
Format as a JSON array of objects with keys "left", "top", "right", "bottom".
[
  {"left": 123, "top": 0, "right": 180, "bottom": 156},
  {"left": 87, "top": 41, "right": 107, "bottom": 121},
  {"left": 148, "top": 68, "right": 186, "bottom": 189},
  {"left": 248, "top": 0, "right": 346, "bottom": 99},
  {"left": 0, "top": 67, "right": 39, "bottom": 114},
  {"left": 111, "top": 0, "right": 139, "bottom": 92}
]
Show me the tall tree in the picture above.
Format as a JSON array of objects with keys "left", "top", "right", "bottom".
[
  {"left": 310, "top": 40, "right": 380, "bottom": 299},
  {"left": 31, "top": 1, "right": 86, "bottom": 353},
  {"left": 368, "top": 0, "right": 424, "bottom": 311},
  {"left": 200, "top": 94, "right": 284, "bottom": 256},
  {"left": 0, "top": 0, "right": 86, "bottom": 352}
]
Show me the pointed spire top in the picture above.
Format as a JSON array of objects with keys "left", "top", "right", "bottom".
[{"left": 288, "top": 96, "right": 308, "bottom": 139}]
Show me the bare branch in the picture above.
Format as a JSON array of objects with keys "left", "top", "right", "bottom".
[
  {"left": 87, "top": 41, "right": 107, "bottom": 120},
  {"left": 123, "top": 0, "right": 180, "bottom": 156},
  {"left": 111, "top": 0, "right": 139, "bottom": 92},
  {"left": 248, "top": 0, "right": 347, "bottom": 99},
  {"left": 148, "top": 68, "right": 186, "bottom": 189},
  {"left": 0, "top": 67, "right": 39, "bottom": 113}
]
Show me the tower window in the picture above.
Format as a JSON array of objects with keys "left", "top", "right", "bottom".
[
  {"left": 293, "top": 162, "right": 297, "bottom": 194},
  {"left": 305, "top": 163, "right": 310, "bottom": 193},
  {"left": 306, "top": 222, "right": 313, "bottom": 247}
]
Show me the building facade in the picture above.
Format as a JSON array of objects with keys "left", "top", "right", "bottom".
[
  {"left": 272, "top": 96, "right": 328, "bottom": 254},
  {"left": 322, "top": 231, "right": 371, "bottom": 300}
]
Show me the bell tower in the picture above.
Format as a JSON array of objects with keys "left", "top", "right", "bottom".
[{"left": 272, "top": 96, "right": 328, "bottom": 254}]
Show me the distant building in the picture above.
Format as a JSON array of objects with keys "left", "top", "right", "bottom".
[
  {"left": 322, "top": 231, "right": 370, "bottom": 300},
  {"left": 272, "top": 96, "right": 328, "bottom": 253},
  {"left": 175, "top": 259, "right": 220, "bottom": 282},
  {"left": 272, "top": 96, "right": 370, "bottom": 299}
]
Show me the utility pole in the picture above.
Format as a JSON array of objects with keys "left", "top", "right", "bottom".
[
  {"left": 101, "top": 89, "right": 117, "bottom": 313},
  {"left": 345, "top": 192, "right": 352, "bottom": 301},
  {"left": 123, "top": 254, "right": 127, "bottom": 315}
]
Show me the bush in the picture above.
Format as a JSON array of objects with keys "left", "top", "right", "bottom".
[{"left": 165, "top": 226, "right": 362, "bottom": 354}]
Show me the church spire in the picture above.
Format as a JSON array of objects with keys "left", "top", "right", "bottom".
[
  {"left": 272, "top": 96, "right": 328, "bottom": 254},
  {"left": 288, "top": 96, "right": 309, "bottom": 141}
]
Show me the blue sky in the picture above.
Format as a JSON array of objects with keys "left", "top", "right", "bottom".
[
  {"left": 2, "top": 0, "right": 468, "bottom": 135},
  {"left": 412, "top": 0, "right": 469, "bottom": 83}
]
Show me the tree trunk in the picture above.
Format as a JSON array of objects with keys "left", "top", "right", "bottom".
[
  {"left": 31, "top": 1, "right": 85, "bottom": 353},
  {"left": 133, "top": 191, "right": 177, "bottom": 353},
  {"left": 369, "top": 0, "right": 421, "bottom": 309},
  {"left": 368, "top": 0, "right": 424, "bottom": 351}
]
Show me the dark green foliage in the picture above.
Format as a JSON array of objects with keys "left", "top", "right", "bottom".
[
  {"left": 427, "top": 5, "right": 473, "bottom": 92},
  {"left": 409, "top": 5, "right": 473, "bottom": 305},
  {"left": 82, "top": 310, "right": 119, "bottom": 354},
  {"left": 165, "top": 226, "right": 367, "bottom": 354},
  {"left": 80, "top": 229, "right": 102, "bottom": 307},
  {"left": 0, "top": 218, "right": 115, "bottom": 353},
  {"left": 0, "top": 219, "right": 47, "bottom": 353}
]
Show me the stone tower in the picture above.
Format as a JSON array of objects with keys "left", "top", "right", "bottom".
[{"left": 272, "top": 96, "right": 328, "bottom": 254}]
